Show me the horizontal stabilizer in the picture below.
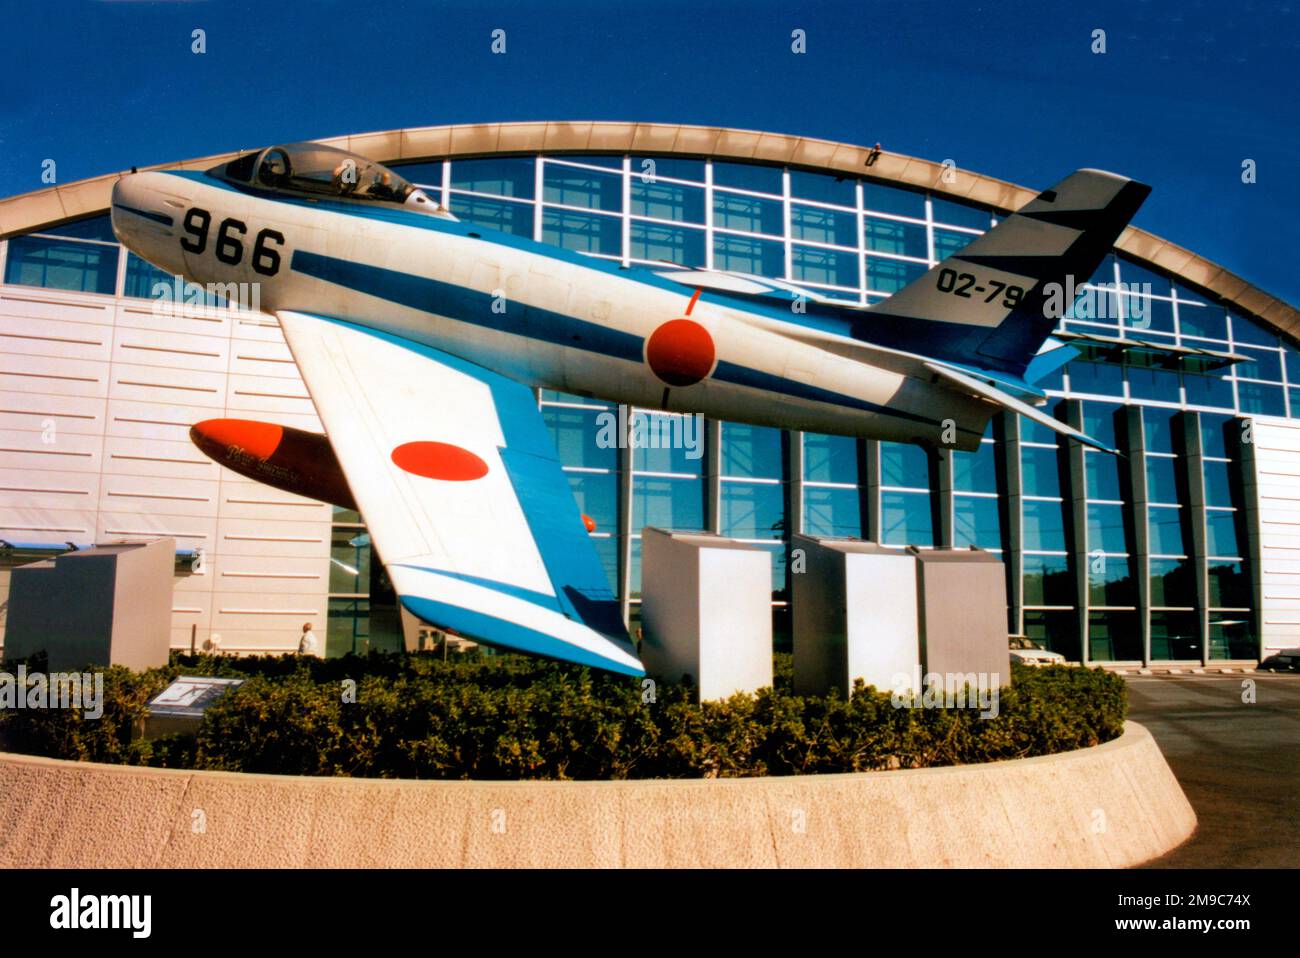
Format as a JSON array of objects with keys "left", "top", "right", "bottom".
[{"left": 925, "top": 361, "right": 1118, "bottom": 455}]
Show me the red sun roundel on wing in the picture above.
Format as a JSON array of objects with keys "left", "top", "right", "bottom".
[
  {"left": 645, "top": 319, "right": 715, "bottom": 387},
  {"left": 391, "top": 441, "right": 489, "bottom": 481}
]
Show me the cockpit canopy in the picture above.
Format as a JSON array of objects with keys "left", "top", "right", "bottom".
[{"left": 213, "top": 142, "right": 444, "bottom": 213}]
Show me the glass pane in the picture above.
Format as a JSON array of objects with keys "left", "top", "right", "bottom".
[
  {"left": 714, "top": 191, "right": 784, "bottom": 235},
  {"left": 953, "top": 443, "right": 998, "bottom": 494},
  {"left": 543, "top": 406, "right": 617, "bottom": 471},
  {"left": 712, "top": 161, "right": 783, "bottom": 195},
  {"left": 1117, "top": 258, "right": 1171, "bottom": 297},
  {"left": 790, "top": 203, "right": 857, "bottom": 246},
  {"left": 449, "top": 156, "right": 535, "bottom": 198},
  {"left": 1121, "top": 295, "right": 1175, "bottom": 335},
  {"left": 330, "top": 528, "right": 371, "bottom": 594},
  {"left": 1089, "top": 610, "right": 1142, "bottom": 661},
  {"left": 861, "top": 182, "right": 925, "bottom": 218},
  {"left": 1088, "top": 502, "right": 1128, "bottom": 553},
  {"left": 1080, "top": 608, "right": 1136, "bottom": 661},
  {"left": 629, "top": 220, "right": 705, "bottom": 267},
  {"left": 1234, "top": 347, "right": 1283, "bottom": 382},
  {"left": 791, "top": 244, "right": 858, "bottom": 288},
  {"left": 1199, "top": 414, "right": 1233, "bottom": 458},
  {"left": 541, "top": 208, "right": 621, "bottom": 256},
  {"left": 1183, "top": 371, "right": 1234, "bottom": 410},
  {"left": 1081, "top": 403, "right": 1121, "bottom": 448},
  {"left": 1021, "top": 445, "right": 1062, "bottom": 498},
  {"left": 1142, "top": 409, "right": 1178, "bottom": 453},
  {"left": 1089, "top": 555, "right": 1135, "bottom": 606},
  {"left": 1177, "top": 301, "right": 1228, "bottom": 340},
  {"left": 722, "top": 423, "right": 783, "bottom": 479},
  {"left": 953, "top": 496, "right": 1002, "bottom": 550},
  {"left": 1206, "top": 510, "right": 1240, "bottom": 557},
  {"left": 1237, "top": 381, "right": 1285, "bottom": 416},
  {"left": 38, "top": 214, "right": 116, "bottom": 242},
  {"left": 1085, "top": 450, "right": 1123, "bottom": 501},
  {"left": 789, "top": 169, "right": 857, "bottom": 207},
  {"left": 721, "top": 482, "right": 785, "bottom": 539},
  {"left": 631, "top": 156, "right": 705, "bottom": 183},
  {"left": 881, "top": 491, "right": 932, "bottom": 547},
  {"left": 449, "top": 194, "right": 534, "bottom": 237},
  {"left": 1150, "top": 610, "right": 1200, "bottom": 660},
  {"left": 1022, "top": 610, "right": 1079, "bottom": 659},
  {"left": 932, "top": 229, "right": 975, "bottom": 260},
  {"left": 4, "top": 235, "right": 118, "bottom": 295},
  {"left": 631, "top": 412, "right": 705, "bottom": 474},
  {"left": 1068, "top": 359, "right": 1125, "bottom": 397},
  {"left": 1150, "top": 558, "right": 1195, "bottom": 606},
  {"left": 1230, "top": 313, "right": 1278, "bottom": 348},
  {"left": 880, "top": 441, "right": 930, "bottom": 488},
  {"left": 1127, "top": 365, "right": 1180, "bottom": 402},
  {"left": 1148, "top": 506, "right": 1186, "bottom": 555},
  {"left": 543, "top": 165, "right": 622, "bottom": 211},
  {"left": 1023, "top": 500, "right": 1067, "bottom": 552},
  {"left": 634, "top": 475, "right": 705, "bottom": 531},
  {"left": 1144, "top": 456, "right": 1180, "bottom": 505},
  {"left": 1208, "top": 560, "right": 1251, "bottom": 608},
  {"left": 804, "top": 486, "right": 862, "bottom": 537},
  {"left": 714, "top": 234, "right": 784, "bottom": 277},
  {"left": 803, "top": 433, "right": 857, "bottom": 484},
  {"left": 629, "top": 180, "right": 705, "bottom": 222},
  {"left": 327, "top": 598, "right": 370, "bottom": 657},
  {"left": 1202, "top": 459, "right": 1234, "bottom": 507},
  {"left": 864, "top": 218, "right": 927, "bottom": 258},
  {"left": 568, "top": 472, "right": 617, "bottom": 532},
  {"left": 1023, "top": 554, "right": 1072, "bottom": 606},
  {"left": 866, "top": 256, "right": 927, "bottom": 294},
  {"left": 1209, "top": 617, "right": 1255, "bottom": 660},
  {"left": 930, "top": 197, "right": 991, "bottom": 230}
]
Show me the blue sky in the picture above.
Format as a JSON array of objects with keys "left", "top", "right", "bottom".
[{"left": 2, "top": 0, "right": 1296, "bottom": 302}]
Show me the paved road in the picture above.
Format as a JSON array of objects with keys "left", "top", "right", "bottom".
[{"left": 1125, "top": 672, "right": 1300, "bottom": 868}]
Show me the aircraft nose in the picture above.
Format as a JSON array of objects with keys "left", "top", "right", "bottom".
[{"left": 110, "top": 172, "right": 180, "bottom": 241}]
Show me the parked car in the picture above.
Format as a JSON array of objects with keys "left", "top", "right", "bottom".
[
  {"left": 1008, "top": 635, "right": 1068, "bottom": 667},
  {"left": 1258, "top": 649, "right": 1300, "bottom": 672}
]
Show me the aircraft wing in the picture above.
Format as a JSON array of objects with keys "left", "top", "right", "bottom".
[{"left": 275, "top": 310, "right": 643, "bottom": 675}]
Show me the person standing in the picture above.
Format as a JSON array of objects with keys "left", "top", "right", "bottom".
[{"left": 298, "top": 622, "right": 319, "bottom": 656}]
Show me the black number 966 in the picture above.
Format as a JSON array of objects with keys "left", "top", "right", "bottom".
[{"left": 179, "top": 207, "right": 285, "bottom": 276}]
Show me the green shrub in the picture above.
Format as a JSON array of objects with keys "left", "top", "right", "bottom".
[{"left": 0, "top": 651, "right": 1127, "bottom": 780}]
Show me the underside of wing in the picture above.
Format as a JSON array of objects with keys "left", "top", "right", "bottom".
[{"left": 276, "top": 311, "right": 643, "bottom": 675}]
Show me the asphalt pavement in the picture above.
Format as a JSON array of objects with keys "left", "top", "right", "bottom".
[{"left": 1124, "top": 672, "right": 1300, "bottom": 868}]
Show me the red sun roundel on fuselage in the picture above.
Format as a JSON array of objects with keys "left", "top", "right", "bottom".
[
  {"left": 391, "top": 441, "right": 489, "bottom": 481},
  {"left": 645, "top": 318, "right": 715, "bottom": 387}
]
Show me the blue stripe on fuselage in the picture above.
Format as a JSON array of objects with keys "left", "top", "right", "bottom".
[{"left": 289, "top": 250, "right": 968, "bottom": 435}]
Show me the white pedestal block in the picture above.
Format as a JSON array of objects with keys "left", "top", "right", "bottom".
[
  {"left": 5, "top": 538, "right": 175, "bottom": 672},
  {"left": 639, "top": 527, "right": 773, "bottom": 701},
  {"left": 913, "top": 548, "right": 1010, "bottom": 682},
  {"left": 792, "top": 536, "right": 920, "bottom": 697}
]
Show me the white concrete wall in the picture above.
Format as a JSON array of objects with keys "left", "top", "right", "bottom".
[
  {"left": 0, "top": 722, "right": 1196, "bottom": 868},
  {"left": 1250, "top": 416, "right": 1300, "bottom": 654},
  {"left": 0, "top": 284, "right": 331, "bottom": 654}
]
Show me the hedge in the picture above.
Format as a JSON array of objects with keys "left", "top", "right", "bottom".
[{"left": 0, "top": 651, "right": 1127, "bottom": 780}]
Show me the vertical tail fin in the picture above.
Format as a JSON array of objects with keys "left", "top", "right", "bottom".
[{"left": 860, "top": 169, "right": 1151, "bottom": 375}]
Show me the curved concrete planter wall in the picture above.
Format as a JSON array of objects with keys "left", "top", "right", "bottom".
[{"left": 0, "top": 721, "right": 1194, "bottom": 868}]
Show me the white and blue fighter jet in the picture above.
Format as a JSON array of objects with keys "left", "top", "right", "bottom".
[{"left": 109, "top": 141, "right": 1151, "bottom": 675}]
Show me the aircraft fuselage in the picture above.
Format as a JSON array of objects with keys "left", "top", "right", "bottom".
[{"left": 112, "top": 169, "right": 994, "bottom": 451}]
